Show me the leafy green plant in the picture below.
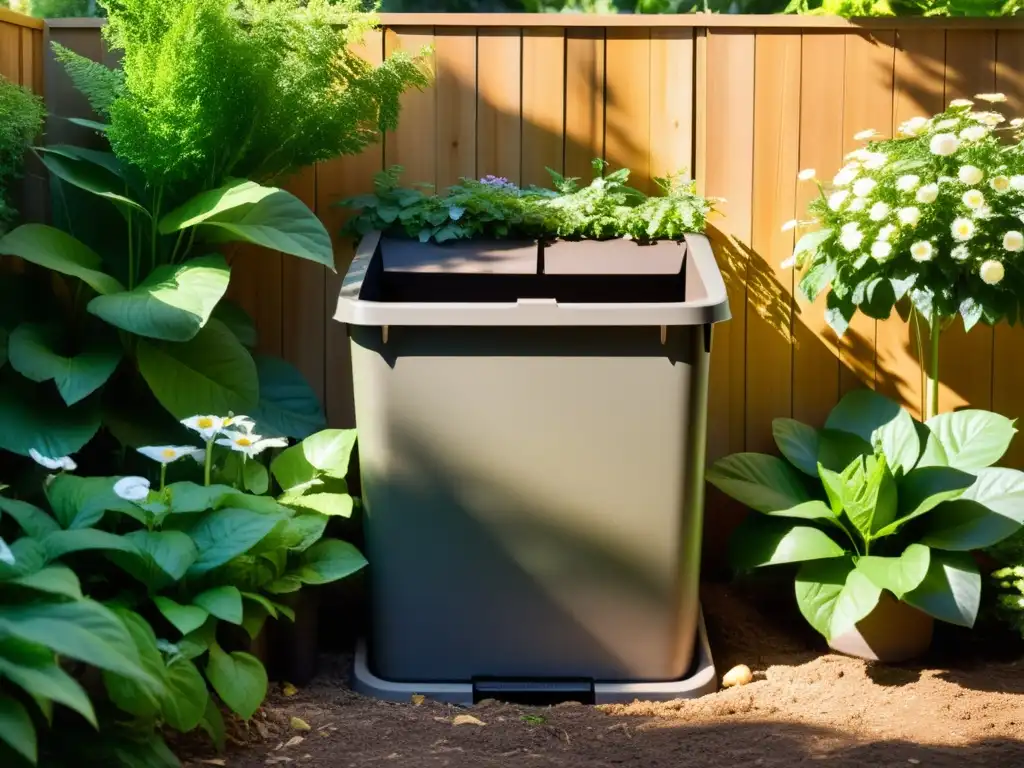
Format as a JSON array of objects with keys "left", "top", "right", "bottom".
[
  {"left": 0, "top": 76, "right": 44, "bottom": 232},
  {"left": 707, "top": 389, "right": 1024, "bottom": 644},
  {"left": 0, "top": 0, "right": 428, "bottom": 461},
  {"left": 785, "top": 0, "right": 1023, "bottom": 14},
  {"left": 989, "top": 565, "right": 1024, "bottom": 639}
]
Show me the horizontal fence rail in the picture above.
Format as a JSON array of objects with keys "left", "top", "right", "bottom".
[{"left": 38, "top": 17, "right": 1024, "bottom": 564}]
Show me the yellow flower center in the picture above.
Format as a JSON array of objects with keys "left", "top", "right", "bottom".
[
  {"left": 162, "top": 448, "right": 176, "bottom": 459},
  {"left": 198, "top": 417, "right": 214, "bottom": 428},
  {"left": 235, "top": 437, "right": 253, "bottom": 447}
]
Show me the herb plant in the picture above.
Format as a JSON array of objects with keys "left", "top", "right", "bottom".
[
  {"left": 707, "top": 389, "right": 1024, "bottom": 644},
  {"left": 0, "top": 76, "right": 44, "bottom": 232}
]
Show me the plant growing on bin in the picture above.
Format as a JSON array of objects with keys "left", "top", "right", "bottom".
[
  {"left": 0, "top": 0, "right": 429, "bottom": 460},
  {"left": 707, "top": 389, "right": 1024, "bottom": 644},
  {"left": 0, "top": 75, "right": 45, "bottom": 232}
]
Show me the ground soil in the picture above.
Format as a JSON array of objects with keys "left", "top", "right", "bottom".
[{"left": 184, "top": 582, "right": 1024, "bottom": 767}]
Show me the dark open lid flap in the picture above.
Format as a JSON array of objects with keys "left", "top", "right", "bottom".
[{"left": 381, "top": 237, "right": 539, "bottom": 275}]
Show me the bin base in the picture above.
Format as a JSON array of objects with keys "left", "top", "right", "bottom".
[{"left": 352, "top": 609, "right": 717, "bottom": 705}]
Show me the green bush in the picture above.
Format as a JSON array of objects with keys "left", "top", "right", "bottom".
[{"left": 0, "top": 77, "right": 44, "bottom": 232}]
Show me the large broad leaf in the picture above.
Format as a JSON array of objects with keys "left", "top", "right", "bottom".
[
  {"left": 0, "top": 225, "right": 124, "bottom": 295},
  {"left": 42, "top": 529, "right": 141, "bottom": 562},
  {"left": 193, "top": 586, "right": 243, "bottom": 625},
  {"left": 137, "top": 319, "right": 259, "bottom": 419},
  {"left": 10, "top": 566, "right": 82, "bottom": 599},
  {"left": 8, "top": 323, "right": 122, "bottom": 406},
  {"left": 45, "top": 474, "right": 141, "bottom": 530},
  {"left": 855, "top": 543, "right": 931, "bottom": 599},
  {"left": 185, "top": 508, "right": 281, "bottom": 576},
  {"left": 795, "top": 557, "right": 881, "bottom": 642},
  {"left": 729, "top": 515, "right": 846, "bottom": 570},
  {"left": 204, "top": 645, "right": 267, "bottom": 721},
  {"left": 705, "top": 453, "right": 811, "bottom": 514},
  {"left": 0, "top": 499, "right": 59, "bottom": 539},
  {"left": 277, "top": 512, "right": 329, "bottom": 553},
  {"left": 248, "top": 355, "right": 327, "bottom": 439},
  {"left": 161, "top": 656, "right": 208, "bottom": 733},
  {"left": 922, "top": 410, "right": 1018, "bottom": 472},
  {"left": 772, "top": 418, "right": 818, "bottom": 476},
  {"left": 212, "top": 301, "right": 258, "bottom": 349},
  {"left": 0, "top": 637, "right": 96, "bottom": 727},
  {"left": 873, "top": 466, "right": 975, "bottom": 537},
  {"left": 166, "top": 482, "right": 237, "bottom": 514},
  {"left": 920, "top": 467, "right": 1024, "bottom": 550},
  {"left": 816, "top": 428, "right": 872, "bottom": 473},
  {"left": 153, "top": 597, "right": 209, "bottom": 637},
  {"left": 243, "top": 461, "right": 269, "bottom": 495},
  {"left": 825, "top": 389, "right": 920, "bottom": 475},
  {"left": 271, "top": 429, "right": 358, "bottom": 492},
  {"left": 37, "top": 146, "right": 148, "bottom": 216},
  {"left": 0, "top": 600, "right": 150, "bottom": 682},
  {"left": 103, "top": 609, "right": 167, "bottom": 723},
  {"left": 0, "top": 694, "right": 36, "bottom": 764},
  {"left": 112, "top": 530, "right": 198, "bottom": 589},
  {"left": 199, "top": 695, "right": 226, "bottom": 753},
  {"left": 903, "top": 549, "right": 980, "bottom": 627},
  {"left": 828, "top": 454, "right": 898, "bottom": 540},
  {"left": 88, "top": 255, "right": 231, "bottom": 342},
  {"left": 294, "top": 539, "right": 367, "bottom": 585},
  {"left": 159, "top": 180, "right": 278, "bottom": 232},
  {"left": 0, "top": 373, "right": 101, "bottom": 458},
  {"left": 284, "top": 492, "right": 354, "bottom": 519},
  {"left": 0, "top": 540, "right": 46, "bottom": 581}
]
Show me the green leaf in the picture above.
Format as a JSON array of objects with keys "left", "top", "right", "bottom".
[
  {"left": 832, "top": 455, "right": 898, "bottom": 540},
  {"left": 860, "top": 276, "right": 896, "bottom": 320},
  {"left": 903, "top": 549, "right": 980, "bottom": 627},
  {"left": 0, "top": 539, "right": 45, "bottom": 581},
  {"left": 103, "top": 609, "right": 167, "bottom": 723},
  {"left": 113, "top": 530, "right": 198, "bottom": 589},
  {"left": 37, "top": 146, "right": 147, "bottom": 217},
  {"left": 9, "top": 566, "right": 82, "bottom": 599},
  {"left": 729, "top": 515, "right": 846, "bottom": 570},
  {"left": 8, "top": 323, "right": 122, "bottom": 406},
  {"left": 0, "top": 373, "right": 100, "bottom": 458},
  {"left": 185, "top": 508, "right": 281, "bottom": 576},
  {"left": 42, "top": 529, "right": 141, "bottom": 561},
  {"left": 241, "top": 602, "right": 268, "bottom": 641},
  {"left": 177, "top": 619, "right": 217, "bottom": 661},
  {"left": 793, "top": 228, "right": 832, "bottom": 260},
  {"left": 824, "top": 291, "right": 855, "bottom": 338},
  {"left": 0, "top": 600, "right": 150, "bottom": 682},
  {"left": 161, "top": 181, "right": 334, "bottom": 268},
  {"left": 212, "top": 301, "right": 258, "bottom": 349},
  {"left": 816, "top": 428, "right": 872, "bottom": 473},
  {"left": 0, "top": 638, "right": 96, "bottom": 727},
  {"left": 278, "top": 513, "right": 328, "bottom": 552},
  {"left": 706, "top": 453, "right": 811, "bottom": 514},
  {"left": 922, "top": 410, "right": 1017, "bottom": 472},
  {"left": 204, "top": 646, "right": 267, "bottom": 720},
  {"left": 920, "top": 468, "right": 1024, "bottom": 550},
  {"left": 199, "top": 695, "right": 226, "bottom": 753},
  {"left": 166, "top": 482, "right": 237, "bottom": 514},
  {"left": 771, "top": 418, "right": 818, "bottom": 476},
  {"left": 161, "top": 657, "right": 208, "bottom": 733},
  {"left": 294, "top": 539, "right": 367, "bottom": 585},
  {"left": 827, "top": 389, "right": 920, "bottom": 476},
  {"left": 265, "top": 575, "right": 303, "bottom": 594},
  {"left": 0, "top": 224, "right": 124, "bottom": 295},
  {"left": 855, "top": 543, "right": 931, "bottom": 599},
  {"left": 193, "top": 586, "right": 244, "bottom": 625},
  {"left": 243, "top": 461, "right": 269, "bottom": 495},
  {"left": 45, "top": 474, "right": 140, "bottom": 529},
  {"left": 248, "top": 355, "right": 327, "bottom": 439},
  {"left": 960, "top": 296, "right": 983, "bottom": 332},
  {"left": 88, "top": 255, "right": 231, "bottom": 343},
  {"left": 137, "top": 319, "right": 259, "bottom": 419},
  {"left": 795, "top": 557, "right": 881, "bottom": 641},
  {"left": 153, "top": 597, "right": 209, "bottom": 637},
  {"left": 0, "top": 499, "right": 59, "bottom": 539},
  {"left": 874, "top": 466, "right": 975, "bottom": 538},
  {"left": 271, "top": 429, "right": 357, "bottom": 492},
  {"left": 285, "top": 493, "right": 353, "bottom": 518},
  {"left": 798, "top": 255, "right": 835, "bottom": 303},
  {"left": 241, "top": 592, "right": 279, "bottom": 619},
  {"left": 0, "top": 694, "right": 36, "bottom": 764}
]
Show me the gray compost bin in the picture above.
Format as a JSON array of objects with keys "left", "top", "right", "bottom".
[{"left": 334, "top": 231, "right": 730, "bottom": 705}]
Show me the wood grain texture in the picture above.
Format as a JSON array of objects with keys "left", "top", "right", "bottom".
[
  {"left": 477, "top": 29, "right": 522, "bottom": 184},
  {"left": 435, "top": 28, "right": 477, "bottom": 189},
  {"left": 650, "top": 29, "right": 694, "bottom": 182},
  {"left": 521, "top": 28, "right": 565, "bottom": 187},
  {"left": 605, "top": 29, "right": 651, "bottom": 192},
  {"left": 0, "top": 22, "right": 20, "bottom": 82},
  {"left": 384, "top": 27, "right": 437, "bottom": 188},
  {"left": 0, "top": 9, "right": 42, "bottom": 30},
  {"left": 746, "top": 31, "right": 800, "bottom": 454},
  {"left": 564, "top": 28, "right": 605, "bottom": 182}
]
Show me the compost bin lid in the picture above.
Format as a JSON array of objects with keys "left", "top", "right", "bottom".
[{"left": 381, "top": 238, "right": 538, "bottom": 275}]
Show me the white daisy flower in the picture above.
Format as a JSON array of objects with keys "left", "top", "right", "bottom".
[
  {"left": 188, "top": 448, "right": 206, "bottom": 464},
  {"left": 991, "top": 175, "right": 1011, "bottom": 193},
  {"left": 951, "top": 244, "right": 971, "bottom": 262},
  {"left": 871, "top": 241, "right": 892, "bottom": 261},
  {"left": 854, "top": 129, "right": 879, "bottom": 141},
  {"left": 899, "top": 116, "right": 930, "bottom": 137},
  {"left": 1003, "top": 231, "right": 1024, "bottom": 252},
  {"left": 981, "top": 259, "right": 1006, "bottom": 285},
  {"left": 181, "top": 415, "right": 224, "bottom": 442},
  {"left": 28, "top": 449, "right": 76, "bottom": 472},
  {"left": 958, "top": 165, "right": 984, "bottom": 186},
  {"left": 1011, "top": 175, "right": 1024, "bottom": 192},
  {"left": 1011, "top": 117, "right": 1024, "bottom": 129},
  {"left": 962, "top": 189, "right": 986, "bottom": 210},
  {"left": 877, "top": 224, "right": 896, "bottom": 242},
  {"left": 972, "top": 111, "right": 1006, "bottom": 127},
  {"left": 949, "top": 99, "right": 974, "bottom": 109},
  {"left": 863, "top": 152, "right": 888, "bottom": 171},
  {"left": 833, "top": 167, "right": 859, "bottom": 187},
  {"left": 797, "top": 168, "right": 816, "bottom": 181},
  {"left": 849, "top": 198, "right": 867, "bottom": 212},
  {"left": 976, "top": 92, "right": 1008, "bottom": 103},
  {"left": 952, "top": 218, "right": 976, "bottom": 241},
  {"left": 853, "top": 178, "right": 877, "bottom": 197},
  {"left": 216, "top": 430, "right": 289, "bottom": 459},
  {"left": 959, "top": 125, "right": 988, "bottom": 142},
  {"left": 896, "top": 174, "right": 920, "bottom": 192},
  {"left": 899, "top": 207, "right": 921, "bottom": 227},
  {"left": 137, "top": 446, "right": 197, "bottom": 465},
  {"left": 113, "top": 476, "right": 151, "bottom": 502},
  {"left": 840, "top": 229, "right": 865, "bottom": 252},
  {"left": 910, "top": 241, "right": 934, "bottom": 262},
  {"left": 222, "top": 414, "right": 256, "bottom": 433},
  {"left": 869, "top": 202, "right": 890, "bottom": 222},
  {"left": 916, "top": 184, "right": 939, "bottom": 204},
  {"left": 828, "top": 190, "right": 850, "bottom": 211},
  {"left": 930, "top": 133, "right": 960, "bottom": 156}
]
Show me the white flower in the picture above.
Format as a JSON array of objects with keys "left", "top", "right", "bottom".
[
  {"left": 781, "top": 219, "right": 799, "bottom": 232},
  {"left": 981, "top": 259, "right": 1006, "bottom": 285},
  {"left": 828, "top": 190, "right": 850, "bottom": 211},
  {"left": 899, "top": 207, "right": 921, "bottom": 227},
  {"left": 991, "top": 175, "right": 1011, "bottom": 193},
  {"left": 0, "top": 538, "right": 14, "bottom": 567},
  {"left": 962, "top": 189, "right": 986, "bottom": 210},
  {"left": 840, "top": 229, "right": 865, "bottom": 252},
  {"left": 949, "top": 99, "right": 973, "bottom": 110},
  {"left": 976, "top": 205, "right": 994, "bottom": 220},
  {"left": 853, "top": 178, "right": 877, "bottom": 197},
  {"left": 951, "top": 244, "right": 971, "bottom": 262},
  {"left": 916, "top": 184, "right": 939, "bottom": 204},
  {"left": 846, "top": 149, "right": 870, "bottom": 162},
  {"left": 780, "top": 256, "right": 797, "bottom": 270},
  {"left": 222, "top": 414, "right": 256, "bottom": 433},
  {"left": 977, "top": 92, "right": 1008, "bottom": 103},
  {"left": 833, "top": 167, "right": 859, "bottom": 187},
  {"left": 899, "top": 116, "right": 930, "bottom": 137},
  {"left": 181, "top": 415, "right": 224, "bottom": 442},
  {"left": 113, "top": 476, "right": 151, "bottom": 502},
  {"left": 935, "top": 119, "right": 961, "bottom": 131},
  {"left": 910, "top": 241, "right": 934, "bottom": 262},
  {"left": 972, "top": 111, "right": 1006, "bottom": 127},
  {"left": 137, "top": 445, "right": 197, "bottom": 465},
  {"left": 952, "top": 218, "right": 976, "bottom": 241},
  {"left": 877, "top": 224, "right": 896, "bottom": 242},
  {"left": 1004, "top": 231, "right": 1024, "bottom": 252},
  {"left": 960, "top": 125, "right": 988, "bottom": 142},
  {"left": 854, "top": 129, "right": 879, "bottom": 141},
  {"left": 188, "top": 448, "right": 206, "bottom": 464},
  {"left": 28, "top": 449, "right": 76, "bottom": 472},
  {"left": 896, "top": 174, "right": 920, "bottom": 192},
  {"left": 871, "top": 241, "right": 893, "bottom": 261},
  {"left": 958, "top": 165, "right": 984, "bottom": 186},
  {"left": 869, "top": 202, "right": 890, "bottom": 222},
  {"left": 930, "top": 133, "right": 960, "bottom": 156},
  {"left": 849, "top": 197, "right": 867, "bottom": 212},
  {"left": 797, "top": 168, "right": 816, "bottom": 181},
  {"left": 863, "top": 152, "right": 888, "bottom": 171},
  {"left": 1012, "top": 118, "right": 1024, "bottom": 129},
  {"left": 1011, "top": 175, "right": 1024, "bottom": 192},
  {"left": 216, "top": 430, "right": 289, "bottom": 459},
  {"left": 841, "top": 222, "right": 861, "bottom": 233}
]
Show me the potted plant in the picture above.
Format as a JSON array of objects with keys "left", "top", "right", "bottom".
[{"left": 708, "top": 389, "right": 1024, "bottom": 662}]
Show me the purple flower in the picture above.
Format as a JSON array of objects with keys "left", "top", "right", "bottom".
[{"left": 480, "top": 175, "right": 518, "bottom": 191}]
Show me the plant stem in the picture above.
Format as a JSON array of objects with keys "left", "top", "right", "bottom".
[
  {"left": 151, "top": 185, "right": 163, "bottom": 271},
  {"left": 911, "top": 308, "right": 926, "bottom": 418},
  {"left": 170, "top": 228, "right": 186, "bottom": 264},
  {"left": 159, "top": 463, "right": 167, "bottom": 491},
  {"left": 127, "top": 210, "right": 134, "bottom": 289},
  {"left": 926, "top": 312, "right": 941, "bottom": 421},
  {"left": 833, "top": 519, "right": 862, "bottom": 556},
  {"left": 204, "top": 438, "right": 214, "bottom": 487}
]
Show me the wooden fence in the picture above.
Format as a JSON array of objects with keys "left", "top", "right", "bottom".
[
  {"left": 1, "top": 9, "right": 45, "bottom": 223},
  {"left": 37, "top": 16, "right": 1024, "bottom": 561}
]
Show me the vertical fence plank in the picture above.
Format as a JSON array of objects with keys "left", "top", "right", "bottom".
[
  {"left": 477, "top": 28, "right": 522, "bottom": 184},
  {"left": 650, "top": 29, "right": 694, "bottom": 182},
  {"left": 564, "top": 28, "right": 605, "bottom": 182},
  {"left": 605, "top": 29, "right": 651, "bottom": 192},
  {"left": 746, "top": 32, "right": 800, "bottom": 453},
  {"left": 384, "top": 27, "right": 436, "bottom": 188},
  {"left": 0, "top": 22, "right": 21, "bottom": 82},
  {"left": 942, "top": 30, "right": 996, "bottom": 414},
  {"left": 435, "top": 28, "right": 477, "bottom": 189},
  {"left": 878, "top": 29, "right": 946, "bottom": 419},
  {"left": 792, "top": 31, "right": 844, "bottom": 427},
  {"left": 521, "top": 28, "right": 565, "bottom": 187}
]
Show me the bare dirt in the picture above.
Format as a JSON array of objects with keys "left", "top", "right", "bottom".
[{"left": 185, "top": 582, "right": 1024, "bottom": 767}]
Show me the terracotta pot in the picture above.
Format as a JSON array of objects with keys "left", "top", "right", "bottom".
[
  {"left": 828, "top": 592, "right": 934, "bottom": 662},
  {"left": 542, "top": 238, "right": 684, "bottom": 275}
]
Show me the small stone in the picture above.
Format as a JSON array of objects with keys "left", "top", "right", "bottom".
[
  {"left": 452, "top": 714, "right": 486, "bottom": 727},
  {"left": 284, "top": 736, "right": 304, "bottom": 748},
  {"left": 282, "top": 682, "right": 299, "bottom": 697},
  {"left": 290, "top": 717, "right": 311, "bottom": 732},
  {"left": 411, "top": 694, "right": 426, "bottom": 706},
  {"left": 721, "top": 664, "right": 754, "bottom": 688},
  {"left": 908, "top": 761, "right": 920, "bottom": 765}
]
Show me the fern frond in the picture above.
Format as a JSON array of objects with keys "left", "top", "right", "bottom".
[{"left": 51, "top": 42, "right": 125, "bottom": 119}]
